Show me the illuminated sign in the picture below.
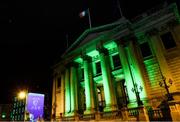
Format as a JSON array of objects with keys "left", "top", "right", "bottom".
[{"left": 27, "top": 93, "right": 45, "bottom": 121}]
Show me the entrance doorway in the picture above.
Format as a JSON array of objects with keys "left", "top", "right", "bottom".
[
  {"left": 78, "top": 87, "right": 85, "bottom": 114},
  {"left": 116, "top": 79, "right": 128, "bottom": 109},
  {"left": 97, "top": 86, "right": 105, "bottom": 112}
]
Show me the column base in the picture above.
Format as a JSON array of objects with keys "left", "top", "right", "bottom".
[
  {"left": 64, "top": 112, "right": 71, "bottom": 117},
  {"left": 128, "top": 99, "right": 139, "bottom": 108},
  {"left": 84, "top": 108, "right": 95, "bottom": 115},
  {"left": 95, "top": 112, "right": 101, "bottom": 120},
  {"left": 63, "top": 112, "right": 79, "bottom": 121},
  {"left": 121, "top": 107, "right": 129, "bottom": 121},
  {"left": 137, "top": 106, "right": 149, "bottom": 121},
  {"left": 66, "top": 110, "right": 79, "bottom": 117},
  {"left": 104, "top": 104, "right": 118, "bottom": 112}
]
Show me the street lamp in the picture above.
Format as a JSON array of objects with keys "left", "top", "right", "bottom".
[
  {"left": 159, "top": 75, "right": 174, "bottom": 101},
  {"left": 17, "top": 90, "right": 28, "bottom": 121},
  {"left": 18, "top": 91, "right": 26, "bottom": 99},
  {"left": 129, "top": 64, "right": 143, "bottom": 106},
  {"left": 131, "top": 83, "right": 143, "bottom": 106}
]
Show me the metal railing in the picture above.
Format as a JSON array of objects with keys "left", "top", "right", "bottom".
[
  {"left": 61, "top": 116, "right": 75, "bottom": 121},
  {"left": 148, "top": 109, "right": 163, "bottom": 121},
  {"left": 79, "top": 113, "right": 95, "bottom": 120},
  {"left": 128, "top": 107, "right": 139, "bottom": 117},
  {"left": 127, "top": 107, "right": 171, "bottom": 121},
  {"left": 78, "top": 111, "right": 122, "bottom": 120},
  {"left": 100, "top": 110, "right": 122, "bottom": 120}
]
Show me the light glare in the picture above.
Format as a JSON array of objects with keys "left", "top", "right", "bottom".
[{"left": 18, "top": 91, "right": 26, "bottom": 99}]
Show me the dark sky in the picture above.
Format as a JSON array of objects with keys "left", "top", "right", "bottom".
[{"left": 0, "top": 0, "right": 177, "bottom": 103}]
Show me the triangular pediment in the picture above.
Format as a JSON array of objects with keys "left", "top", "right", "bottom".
[
  {"left": 76, "top": 29, "right": 111, "bottom": 49},
  {"left": 63, "top": 17, "right": 130, "bottom": 56}
]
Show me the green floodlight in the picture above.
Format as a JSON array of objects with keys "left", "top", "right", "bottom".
[{"left": 1, "top": 113, "right": 6, "bottom": 119}]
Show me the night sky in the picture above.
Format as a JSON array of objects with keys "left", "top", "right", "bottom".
[{"left": 0, "top": 0, "right": 177, "bottom": 104}]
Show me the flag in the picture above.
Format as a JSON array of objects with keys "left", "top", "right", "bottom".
[
  {"left": 79, "top": 9, "right": 88, "bottom": 18},
  {"left": 79, "top": 8, "right": 92, "bottom": 29}
]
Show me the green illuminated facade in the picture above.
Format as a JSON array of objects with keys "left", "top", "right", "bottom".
[{"left": 52, "top": 3, "right": 180, "bottom": 120}]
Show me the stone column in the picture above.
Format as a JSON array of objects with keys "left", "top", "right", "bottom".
[
  {"left": 60, "top": 73, "right": 65, "bottom": 115},
  {"left": 52, "top": 77, "right": 56, "bottom": 116},
  {"left": 97, "top": 47, "right": 117, "bottom": 111},
  {"left": 125, "top": 41, "right": 148, "bottom": 104},
  {"left": 115, "top": 41, "right": 136, "bottom": 106},
  {"left": 148, "top": 35, "right": 177, "bottom": 93},
  {"left": 82, "top": 55, "right": 96, "bottom": 114},
  {"left": 70, "top": 63, "right": 78, "bottom": 115},
  {"left": 64, "top": 68, "right": 71, "bottom": 115}
]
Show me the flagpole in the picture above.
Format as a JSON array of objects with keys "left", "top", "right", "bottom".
[
  {"left": 117, "top": 0, "right": 123, "bottom": 17},
  {"left": 66, "top": 34, "right": 69, "bottom": 49},
  {"left": 87, "top": 8, "right": 92, "bottom": 29}
]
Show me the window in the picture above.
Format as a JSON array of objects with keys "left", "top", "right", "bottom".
[
  {"left": 96, "top": 61, "right": 101, "bottom": 75},
  {"left": 15, "top": 116, "right": 17, "bottom": 121},
  {"left": 97, "top": 87, "right": 104, "bottom": 112},
  {"left": 57, "top": 77, "right": 61, "bottom": 88},
  {"left": 139, "top": 42, "right": 152, "bottom": 58},
  {"left": 22, "top": 102, "right": 25, "bottom": 106},
  {"left": 112, "top": 54, "right": 121, "bottom": 69},
  {"left": 13, "top": 110, "right": 15, "bottom": 114},
  {"left": 16, "top": 102, "right": 19, "bottom": 107},
  {"left": 81, "top": 68, "right": 84, "bottom": 81},
  {"left": 21, "top": 115, "right": 24, "bottom": 121},
  {"left": 18, "top": 115, "right": 20, "bottom": 121},
  {"left": 161, "top": 32, "right": 176, "bottom": 49},
  {"left": 14, "top": 97, "right": 17, "bottom": 102},
  {"left": 19, "top": 101, "right": 21, "bottom": 106},
  {"left": 97, "top": 88, "right": 102, "bottom": 102},
  {"left": 19, "top": 108, "right": 21, "bottom": 113}
]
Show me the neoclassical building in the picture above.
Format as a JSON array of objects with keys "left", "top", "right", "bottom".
[{"left": 52, "top": 3, "right": 180, "bottom": 121}]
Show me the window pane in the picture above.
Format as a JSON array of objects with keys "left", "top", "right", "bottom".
[
  {"left": 140, "top": 42, "right": 152, "bottom": 58},
  {"left": 112, "top": 54, "right": 121, "bottom": 69},
  {"left": 161, "top": 32, "right": 176, "bottom": 49},
  {"left": 18, "top": 115, "right": 20, "bottom": 120},
  {"left": 81, "top": 68, "right": 84, "bottom": 81},
  {"left": 96, "top": 62, "right": 101, "bottom": 75},
  {"left": 21, "top": 115, "right": 24, "bottom": 121},
  {"left": 57, "top": 77, "right": 61, "bottom": 88}
]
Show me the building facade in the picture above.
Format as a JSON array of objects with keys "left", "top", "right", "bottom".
[
  {"left": 10, "top": 97, "right": 26, "bottom": 121},
  {"left": 52, "top": 3, "right": 180, "bottom": 121}
]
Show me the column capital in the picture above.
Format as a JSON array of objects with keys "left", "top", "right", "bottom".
[
  {"left": 145, "top": 28, "right": 159, "bottom": 36},
  {"left": 167, "top": 20, "right": 179, "bottom": 29},
  {"left": 65, "top": 62, "right": 79, "bottom": 68},
  {"left": 53, "top": 71, "right": 58, "bottom": 77},
  {"left": 121, "top": 34, "right": 136, "bottom": 41},
  {"left": 96, "top": 47, "right": 109, "bottom": 55},
  {"left": 81, "top": 55, "right": 92, "bottom": 62},
  {"left": 114, "top": 39, "right": 126, "bottom": 47},
  {"left": 115, "top": 35, "right": 136, "bottom": 47}
]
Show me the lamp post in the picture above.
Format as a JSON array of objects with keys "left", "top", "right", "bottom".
[
  {"left": 129, "top": 64, "right": 143, "bottom": 106},
  {"left": 131, "top": 83, "right": 143, "bottom": 106},
  {"left": 18, "top": 91, "right": 26, "bottom": 100},
  {"left": 18, "top": 90, "right": 28, "bottom": 121},
  {"left": 159, "top": 75, "right": 174, "bottom": 101}
]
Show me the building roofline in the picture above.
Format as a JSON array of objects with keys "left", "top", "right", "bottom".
[
  {"left": 53, "top": 2, "right": 180, "bottom": 70},
  {"left": 61, "top": 17, "right": 129, "bottom": 57}
]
